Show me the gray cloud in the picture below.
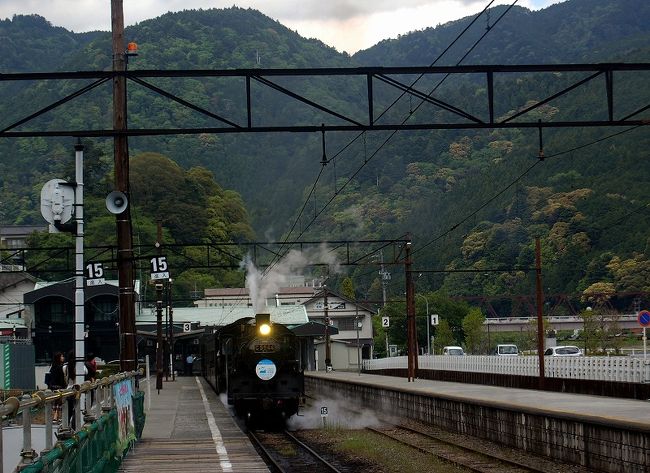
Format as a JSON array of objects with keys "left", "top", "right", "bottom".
[
  {"left": 255, "top": 0, "right": 455, "bottom": 21},
  {"left": 0, "top": 1, "right": 563, "bottom": 53}
]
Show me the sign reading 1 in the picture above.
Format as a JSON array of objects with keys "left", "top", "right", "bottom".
[
  {"left": 85, "top": 262, "right": 105, "bottom": 286},
  {"left": 150, "top": 256, "right": 170, "bottom": 280}
]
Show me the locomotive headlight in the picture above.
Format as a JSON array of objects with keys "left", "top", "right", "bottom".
[
  {"left": 256, "top": 313, "right": 272, "bottom": 336},
  {"left": 259, "top": 323, "right": 271, "bottom": 336}
]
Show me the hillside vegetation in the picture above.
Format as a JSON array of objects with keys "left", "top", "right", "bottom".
[{"left": 0, "top": 0, "right": 648, "bottom": 306}]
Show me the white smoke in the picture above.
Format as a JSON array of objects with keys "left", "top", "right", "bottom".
[
  {"left": 243, "top": 244, "right": 341, "bottom": 314},
  {"left": 287, "top": 395, "right": 383, "bottom": 430}
]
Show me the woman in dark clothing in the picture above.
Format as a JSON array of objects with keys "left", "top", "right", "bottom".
[
  {"left": 85, "top": 353, "right": 97, "bottom": 382},
  {"left": 63, "top": 350, "right": 87, "bottom": 428},
  {"left": 48, "top": 352, "right": 65, "bottom": 422}
]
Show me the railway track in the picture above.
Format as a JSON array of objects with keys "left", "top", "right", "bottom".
[
  {"left": 249, "top": 430, "right": 342, "bottom": 473},
  {"left": 367, "top": 424, "right": 550, "bottom": 473}
]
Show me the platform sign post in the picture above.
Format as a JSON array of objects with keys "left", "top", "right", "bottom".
[
  {"left": 638, "top": 310, "right": 650, "bottom": 362},
  {"left": 321, "top": 406, "right": 328, "bottom": 428}
]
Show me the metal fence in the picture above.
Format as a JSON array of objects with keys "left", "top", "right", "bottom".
[
  {"left": 363, "top": 355, "right": 650, "bottom": 383},
  {"left": 0, "top": 371, "right": 144, "bottom": 473}
]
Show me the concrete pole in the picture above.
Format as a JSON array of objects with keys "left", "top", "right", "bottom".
[
  {"left": 405, "top": 239, "right": 417, "bottom": 381},
  {"left": 73, "top": 142, "right": 85, "bottom": 430}
]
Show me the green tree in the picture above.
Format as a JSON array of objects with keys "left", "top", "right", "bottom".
[
  {"left": 433, "top": 319, "right": 454, "bottom": 354},
  {"left": 462, "top": 308, "right": 485, "bottom": 354},
  {"left": 579, "top": 308, "right": 599, "bottom": 355},
  {"left": 340, "top": 277, "right": 355, "bottom": 300},
  {"left": 522, "top": 317, "right": 551, "bottom": 352}
]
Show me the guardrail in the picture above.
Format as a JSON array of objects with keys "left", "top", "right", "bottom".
[
  {"left": 0, "top": 371, "right": 142, "bottom": 473},
  {"left": 363, "top": 355, "right": 650, "bottom": 383}
]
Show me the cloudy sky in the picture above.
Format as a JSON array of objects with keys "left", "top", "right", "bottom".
[{"left": 0, "top": 0, "right": 565, "bottom": 54}]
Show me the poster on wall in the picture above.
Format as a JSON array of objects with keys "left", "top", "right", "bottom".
[{"left": 113, "top": 379, "right": 136, "bottom": 452}]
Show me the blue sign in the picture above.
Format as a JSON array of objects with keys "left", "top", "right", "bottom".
[{"left": 638, "top": 310, "right": 650, "bottom": 327}]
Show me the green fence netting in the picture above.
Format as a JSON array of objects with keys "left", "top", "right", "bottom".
[{"left": 20, "top": 391, "right": 146, "bottom": 473}]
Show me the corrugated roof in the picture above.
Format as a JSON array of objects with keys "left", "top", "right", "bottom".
[
  {"left": 204, "top": 287, "right": 249, "bottom": 296},
  {"left": 0, "top": 320, "right": 26, "bottom": 329},
  {"left": 203, "top": 286, "right": 317, "bottom": 297},
  {"left": 34, "top": 279, "right": 141, "bottom": 294},
  {"left": 136, "top": 305, "right": 308, "bottom": 327},
  {"left": 0, "top": 225, "right": 47, "bottom": 236},
  {"left": 0, "top": 272, "right": 36, "bottom": 290}
]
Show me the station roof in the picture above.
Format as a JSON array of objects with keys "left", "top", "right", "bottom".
[
  {"left": 0, "top": 320, "right": 26, "bottom": 329},
  {"left": 291, "top": 321, "right": 339, "bottom": 336},
  {"left": 136, "top": 304, "right": 309, "bottom": 327},
  {"left": 26, "top": 280, "right": 141, "bottom": 304}
]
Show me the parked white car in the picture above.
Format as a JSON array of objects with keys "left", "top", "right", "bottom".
[
  {"left": 442, "top": 346, "right": 465, "bottom": 356},
  {"left": 544, "top": 346, "right": 583, "bottom": 356},
  {"left": 494, "top": 344, "right": 519, "bottom": 356}
]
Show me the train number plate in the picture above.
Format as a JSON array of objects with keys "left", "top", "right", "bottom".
[{"left": 254, "top": 343, "right": 277, "bottom": 353}]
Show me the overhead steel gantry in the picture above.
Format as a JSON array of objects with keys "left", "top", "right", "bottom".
[
  {"left": 0, "top": 239, "right": 410, "bottom": 274},
  {"left": 0, "top": 63, "right": 648, "bottom": 138}
]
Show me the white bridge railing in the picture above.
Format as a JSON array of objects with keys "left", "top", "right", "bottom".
[{"left": 362, "top": 355, "right": 650, "bottom": 384}]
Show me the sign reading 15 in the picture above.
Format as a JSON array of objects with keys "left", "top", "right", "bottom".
[
  {"left": 86, "top": 262, "right": 104, "bottom": 279},
  {"left": 150, "top": 256, "right": 168, "bottom": 273}
]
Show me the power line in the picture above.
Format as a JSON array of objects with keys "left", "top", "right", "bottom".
[
  {"left": 414, "top": 122, "right": 647, "bottom": 256},
  {"left": 264, "top": 0, "right": 503, "bottom": 274},
  {"left": 284, "top": 1, "right": 520, "bottom": 250},
  {"left": 414, "top": 158, "right": 540, "bottom": 254}
]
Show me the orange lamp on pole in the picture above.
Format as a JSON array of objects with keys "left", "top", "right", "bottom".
[{"left": 126, "top": 42, "right": 138, "bottom": 56}]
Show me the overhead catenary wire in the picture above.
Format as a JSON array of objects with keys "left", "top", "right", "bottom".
[
  {"left": 264, "top": 1, "right": 515, "bottom": 275},
  {"left": 413, "top": 113, "right": 647, "bottom": 256},
  {"left": 295, "top": 1, "right": 521, "bottom": 238}
]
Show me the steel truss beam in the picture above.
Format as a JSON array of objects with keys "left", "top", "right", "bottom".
[
  {"left": 0, "top": 239, "right": 409, "bottom": 275},
  {"left": 0, "top": 63, "right": 648, "bottom": 138}
]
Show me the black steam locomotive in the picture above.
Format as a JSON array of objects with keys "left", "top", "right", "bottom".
[{"left": 202, "top": 313, "right": 304, "bottom": 421}]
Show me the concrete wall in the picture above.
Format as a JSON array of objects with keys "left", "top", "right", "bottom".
[{"left": 305, "top": 376, "right": 650, "bottom": 473}]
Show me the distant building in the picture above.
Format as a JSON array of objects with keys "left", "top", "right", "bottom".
[
  {"left": 303, "top": 288, "right": 375, "bottom": 368},
  {"left": 24, "top": 280, "right": 140, "bottom": 363},
  {"left": 0, "top": 225, "right": 47, "bottom": 271},
  {"left": 0, "top": 225, "right": 47, "bottom": 249},
  {"left": 194, "top": 286, "right": 319, "bottom": 308},
  {"left": 0, "top": 272, "right": 37, "bottom": 320}
]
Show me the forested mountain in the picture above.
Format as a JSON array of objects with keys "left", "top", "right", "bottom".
[{"left": 0, "top": 0, "right": 649, "bottom": 305}]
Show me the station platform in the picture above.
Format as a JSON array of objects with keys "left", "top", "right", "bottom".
[
  {"left": 119, "top": 375, "right": 269, "bottom": 473},
  {"left": 307, "top": 370, "right": 650, "bottom": 427},
  {"left": 305, "top": 370, "right": 650, "bottom": 473}
]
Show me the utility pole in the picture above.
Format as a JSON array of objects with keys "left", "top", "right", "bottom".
[
  {"left": 535, "top": 237, "right": 546, "bottom": 389},
  {"left": 324, "top": 287, "right": 331, "bottom": 371},
  {"left": 112, "top": 0, "right": 137, "bottom": 371},
  {"left": 379, "top": 250, "right": 390, "bottom": 355},
  {"left": 405, "top": 239, "right": 417, "bottom": 381}
]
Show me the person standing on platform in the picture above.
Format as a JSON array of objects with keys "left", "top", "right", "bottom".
[
  {"left": 185, "top": 353, "right": 195, "bottom": 375},
  {"left": 63, "top": 351, "right": 87, "bottom": 428},
  {"left": 84, "top": 353, "right": 97, "bottom": 382},
  {"left": 48, "top": 352, "right": 66, "bottom": 423}
]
